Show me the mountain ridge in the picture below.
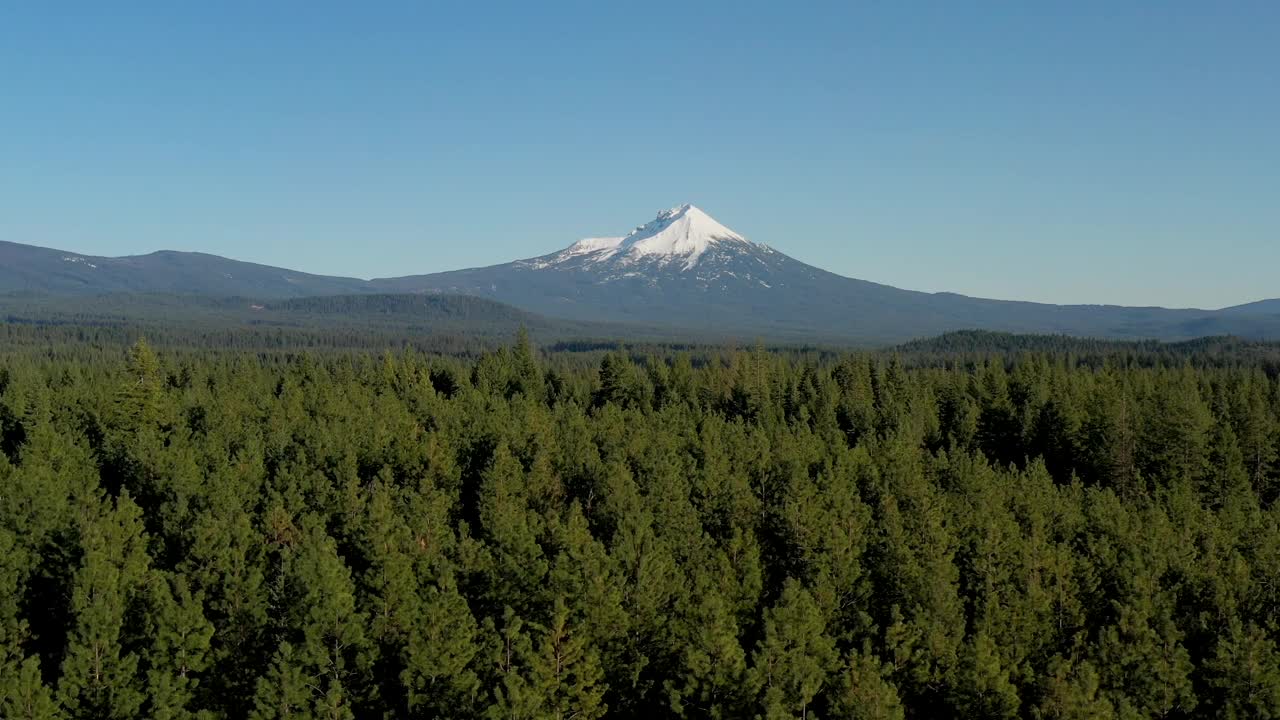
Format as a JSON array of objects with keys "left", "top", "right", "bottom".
[
  {"left": 3, "top": 204, "right": 1278, "bottom": 343},
  {"left": 0, "top": 239, "right": 374, "bottom": 298},
  {"left": 370, "top": 204, "right": 1280, "bottom": 342}
]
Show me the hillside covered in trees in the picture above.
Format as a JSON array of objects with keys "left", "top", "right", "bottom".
[{"left": 2, "top": 334, "right": 1279, "bottom": 718}]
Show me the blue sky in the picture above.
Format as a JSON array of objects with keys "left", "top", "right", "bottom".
[{"left": 1, "top": 2, "right": 1276, "bottom": 308}]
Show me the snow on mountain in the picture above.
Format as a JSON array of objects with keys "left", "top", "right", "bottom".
[
  {"left": 616, "top": 203, "right": 749, "bottom": 268},
  {"left": 540, "top": 237, "right": 625, "bottom": 267},
  {"left": 362, "top": 202, "right": 1280, "bottom": 343},
  {"left": 566, "top": 236, "right": 626, "bottom": 256},
  {"left": 530, "top": 204, "right": 755, "bottom": 271}
]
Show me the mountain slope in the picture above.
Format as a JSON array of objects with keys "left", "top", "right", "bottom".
[
  {"left": 0, "top": 240, "right": 373, "bottom": 298},
  {"left": 1221, "top": 299, "right": 1280, "bottom": 316},
  {"left": 4, "top": 205, "right": 1278, "bottom": 344},
  {"left": 373, "top": 204, "right": 1280, "bottom": 343}
]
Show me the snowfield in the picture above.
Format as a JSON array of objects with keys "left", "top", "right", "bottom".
[{"left": 539, "top": 204, "right": 756, "bottom": 272}]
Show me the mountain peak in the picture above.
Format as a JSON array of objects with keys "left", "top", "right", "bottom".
[
  {"left": 617, "top": 203, "right": 748, "bottom": 268},
  {"left": 539, "top": 204, "right": 751, "bottom": 271}
]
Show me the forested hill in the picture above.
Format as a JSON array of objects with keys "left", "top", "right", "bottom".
[
  {"left": 0, "top": 292, "right": 665, "bottom": 354},
  {"left": 1, "top": 338, "right": 1278, "bottom": 718},
  {"left": 0, "top": 292, "right": 557, "bottom": 331}
]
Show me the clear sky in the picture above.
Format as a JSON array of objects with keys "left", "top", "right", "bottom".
[{"left": 2, "top": 2, "right": 1276, "bottom": 309}]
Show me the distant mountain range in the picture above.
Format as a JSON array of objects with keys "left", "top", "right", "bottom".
[
  {"left": 0, "top": 240, "right": 371, "bottom": 298},
  {"left": 2, "top": 204, "right": 1277, "bottom": 344}
]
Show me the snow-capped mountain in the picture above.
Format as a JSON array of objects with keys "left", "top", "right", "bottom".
[
  {"left": 5, "top": 203, "right": 1280, "bottom": 343},
  {"left": 528, "top": 204, "right": 751, "bottom": 271},
  {"left": 373, "top": 203, "right": 853, "bottom": 336},
  {"left": 371, "top": 204, "right": 1277, "bottom": 342},
  {"left": 514, "top": 204, "right": 793, "bottom": 291}
]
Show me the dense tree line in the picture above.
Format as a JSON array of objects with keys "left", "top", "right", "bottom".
[
  {"left": 0, "top": 320, "right": 509, "bottom": 359},
  {"left": 896, "top": 331, "right": 1280, "bottom": 373},
  {"left": 0, "top": 292, "right": 692, "bottom": 355},
  {"left": 1, "top": 334, "right": 1279, "bottom": 718}
]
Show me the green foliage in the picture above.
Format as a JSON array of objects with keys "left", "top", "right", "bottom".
[
  {"left": 749, "top": 582, "right": 838, "bottom": 719},
  {"left": 143, "top": 573, "right": 215, "bottom": 719},
  {"left": 56, "top": 493, "right": 151, "bottom": 719},
  {"left": 1, "top": 655, "right": 60, "bottom": 720},
  {"left": 0, "top": 336, "right": 1278, "bottom": 718},
  {"left": 250, "top": 643, "right": 313, "bottom": 720},
  {"left": 831, "top": 650, "right": 905, "bottom": 720},
  {"left": 1206, "top": 619, "right": 1280, "bottom": 719}
]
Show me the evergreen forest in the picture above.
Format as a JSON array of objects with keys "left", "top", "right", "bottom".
[{"left": 2, "top": 330, "right": 1280, "bottom": 719}]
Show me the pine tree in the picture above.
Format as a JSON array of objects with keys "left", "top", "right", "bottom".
[
  {"left": 0, "top": 524, "right": 35, "bottom": 696},
  {"left": 666, "top": 589, "right": 748, "bottom": 719},
  {"left": 528, "top": 598, "right": 607, "bottom": 720},
  {"left": 594, "top": 353, "right": 648, "bottom": 411},
  {"left": 1032, "top": 657, "right": 1114, "bottom": 720},
  {"left": 1080, "top": 376, "right": 1138, "bottom": 494},
  {"left": 1206, "top": 619, "right": 1280, "bottom": 719},
  {"left": 484, "top": 608, "right": 539, "bottom": 719},
  {"left": 547, "top": 505, "right": 630, "bottom": 709},
  {"left": 250, "top": 644, "right": 314, "bottom": 720},
  {"left": 748, "top": 582, "right": 837, "bottom": 720},
  {"left": 143, "top": 573, "right": 214, "bottom": 720},
  {"left": 1, "top": 655, "right": 60, "bottom": 720},
  {"left": 1094, "top": 602, "right": 1196, "bottom": 718},
  {"left": 57, "top": 493, "right": 151, "bottom": 720},
  {"left": 1204, "top": 409, "right": 1251, "bottom": 504},
  {"left": 831, "top": 650, "right": 905, "bottom": 720},
  {"left": 1233, "top": 375, "right": 1279, "bottom": 502},
  {"left": 402, "top": 579, "right": 482, "bottom": 716},
  {"left": 291, "top": 521, "right": 368, "bottom": 720},
  {"left": 182, "top": 505, "right": 269, "bottom": 713},
  {"left": 114, "top": 338, "right": 167, "bottom": 433},
  {"left": 949, "top": 633, "right": 1020, "bottom": 719},
  {"left": 510, "top": 328, "right": 545, "bottom": 402},
  {"left": 356, "top": 480, "right": 419, "bottom": 714},
  {"left": 1137, "top": 369, "right": 1212, "bottom": 487},
  {"left": 477, "top": 442, "right": 549, "bottom": 616}
]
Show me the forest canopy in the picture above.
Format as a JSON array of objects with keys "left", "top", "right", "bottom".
[{"left": 1, "top": 332, "right": 1279, "bottom": 719}]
